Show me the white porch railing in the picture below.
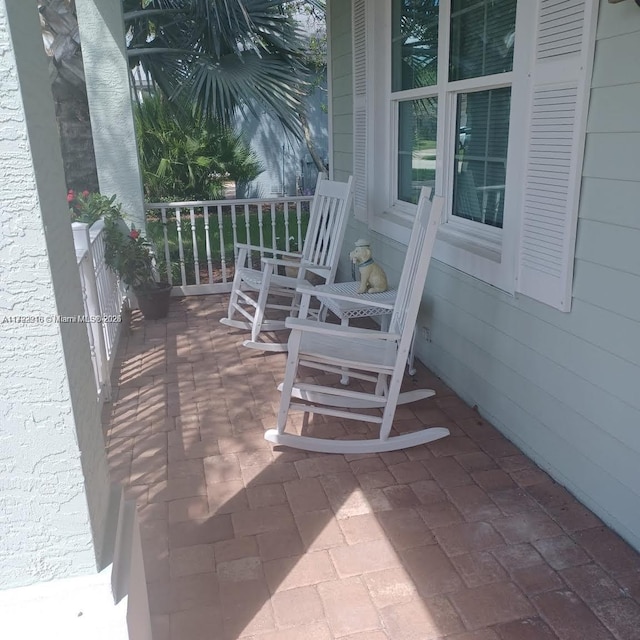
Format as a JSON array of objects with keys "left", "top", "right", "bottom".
[
  {"left": 72, "top": 219, "right": 125, "bottom": 403},
  {"left": 145, "top": 195, "right": 313, "bottom": 296}
]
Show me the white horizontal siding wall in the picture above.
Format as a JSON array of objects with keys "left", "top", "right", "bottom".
[
  {"left": 329, "top": 1, "right": 355, "bottom": 185},
  {"left": 328, "top": 0, "right": 640, "bottom": 550}
]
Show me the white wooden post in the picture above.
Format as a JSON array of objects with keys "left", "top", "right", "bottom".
[{"left": 75, "top": 0, "right": 146, "bottom": 231}]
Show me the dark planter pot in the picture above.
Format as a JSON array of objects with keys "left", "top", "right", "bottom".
[{"left": 134, "top": 282, "right": 172, "bottom": 320}]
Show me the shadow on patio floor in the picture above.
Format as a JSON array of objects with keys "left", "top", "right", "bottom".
[{"left": 102, "top": 297, "right": 640, "bottom": 640}]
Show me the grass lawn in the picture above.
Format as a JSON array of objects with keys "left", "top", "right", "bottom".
[{"left": 413, "top": 138, "right": 437, "bottom": 152}]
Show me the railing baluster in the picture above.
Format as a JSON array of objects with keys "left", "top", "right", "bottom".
[
  {"left": 284, "top": 201, "right": 291, "bottom": 253},
  {"left": 244, "top": 203, "right": 252, "bottom": 268},
  {"left": 144, "top": 195, "right": 313, "bottom": 290},
  {"left": 90, "top": 223, "right": 117, "bottom": 358},
  {"left": 160, "top": 206, "right": 172, "bottom": 285},
  {"left": 78, "top": 257, "right": 101, "bottom": 394},
  {"left": 296, "top": 201, "right": 303, "bottom": 252},
  {"left": 204, "top": 205, "right": 213, "bottom": 284},
  {"left": 271, "top": 203, "right": 277, "bottom": 253},
  {"left": 258, "top": 203, "right": 265, "bottom": 260},
  {"left": 175, "top": 207, "right": 187, "bottom": 285},
  {"left": 231, "top": 204, "right": 239, "bottom": 263},
  {"left": 72, "top": 222, "right": 110, "bottom": 400},
  {"left": 217, "top": 204, "right": 227, "bottom": 283},
  {"left": 90, "top": 228, "right": 108, "bottom": 346},
  {"left": 189, "top": 206, "right": 200, "bottom": 285}
]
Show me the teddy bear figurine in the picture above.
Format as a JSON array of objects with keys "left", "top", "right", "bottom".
[{"left": 349, "top": 239, "right": 388, "bottom": 294}]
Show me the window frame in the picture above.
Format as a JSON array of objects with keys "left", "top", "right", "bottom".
[{"left": 366, "top": 0, "right": 535, "bottom": 293}]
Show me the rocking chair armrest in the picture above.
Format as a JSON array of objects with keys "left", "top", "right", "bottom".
[
  {"left": 295, "top": 285, "right": 395, "bottom": 311},
  {"left": 235, "top": 243, "right": 299, "bottom": 259},
  {"left": 235, "top": 242, "right": 264, "bottom": 253},
  {"left": 271, "top": 248, "right": 305, "bottom": 259},
  {"left": 234, "top": 243, "right": 264, "bottom": 268},
  {"left": 260, "top": 256, "right": 305, "bottom": 269},
  {"left": 285, "top": 317, "right": 401, "bottom": 341},
  {"left": 261, "top": 257, "right": 331, "bottom": 271},
  {"left": 235, "top": 244, "right": 301, "bottom": 258}
]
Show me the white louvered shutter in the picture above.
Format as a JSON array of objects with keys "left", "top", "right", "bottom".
[
  {"left": 352, "top": 0, "right": 369, "bottom": 222},
  {"left": 516, "top": 0, "right": 598, "bottom": 311}
]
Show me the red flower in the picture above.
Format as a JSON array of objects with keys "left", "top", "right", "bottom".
[
  {"left": 66, "top": 190, "right": 75, "bottom": 203},
  {"left": 82, "top": 190, "right": 90, "bottom": 197},
  {"left": 129, "top": 229, "right": 140, "bottom": 240}
]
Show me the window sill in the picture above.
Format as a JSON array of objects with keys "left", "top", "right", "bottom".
[
  {"left": 433, "top": 222, "right": 515, "bottom": 293},
  {"left": 371, "top": 208, "right": 513, "bottom": 292},
  {"left": 437, "top": 223, "right": 502, "bottom": 263},
  {"left": 370, "top": 209, "right": 414, "bottom": 244},
  {"left": 371, "top": 209, "right": 502, "bottom": 263}
]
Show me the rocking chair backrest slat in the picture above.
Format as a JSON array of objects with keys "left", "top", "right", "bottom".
[
  {"left": 301, "top": 176, "right": 354, "bottom": 279},
  {"left": 306, "top": 193, "right": 332, "bottom": 266},
  {"left": 318, "top": 196, "right": 340, "bottom": 266},
  {"left": 305, "top": 194, "right": 338, "bottom": 267},
  {"left": 388, "top": 188, "right": 442, "bottom": 349}
]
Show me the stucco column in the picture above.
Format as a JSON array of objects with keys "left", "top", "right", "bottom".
[
  {"left": 75, "top": 0, "right": 146, "bottom": 231},
  {"left": 0, "top": 0, "right": 112, "bottom": 588}
]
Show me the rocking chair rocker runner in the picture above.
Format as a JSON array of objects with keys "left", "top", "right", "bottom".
[
  {"left": 219, "top": 175, "right": 354, "bottom": 351},
  {"left": 264, "top": 188, "right": 449, "bottom": 454}
]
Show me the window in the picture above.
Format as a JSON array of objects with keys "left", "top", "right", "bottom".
[
  {"left": 354, "top": 0, "right": 598, "bottom": 310},
  {"left": 392, "top": 1, "right": 439, "bottom": 207},
  {"left": 448, "top": 0, "right": 516, "bottom": 231},
  {"left": 391, "top": 0, "right": 517, "bottom": 231},
  {"left": 391, "top": 0, "right": 439, "bottom": 91},
  {"left": 449, "top": 0, "right": 516, "bottom": 82},
  {"left": 397, "top": 98, "right": 438, "bottom": 205},
  {"left": 452, "top": 88, "right": 510, "bottom": 229}
]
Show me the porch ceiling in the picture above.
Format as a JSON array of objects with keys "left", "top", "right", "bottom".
[{"left": 103, "top": 296, "right": 640, "bottom": 640}]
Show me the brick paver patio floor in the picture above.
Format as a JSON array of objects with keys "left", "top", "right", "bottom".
[{"left": 103, "top": 296, "right": 640, "bottom": 640}]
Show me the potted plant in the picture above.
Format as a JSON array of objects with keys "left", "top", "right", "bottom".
[
  {"left": 70, "top": 190, "right": 172, "bottom": 320},
  {"left": 103, "top": 212, "right": 172, "bottom": 321}
]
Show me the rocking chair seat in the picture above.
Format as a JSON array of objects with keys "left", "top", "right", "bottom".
[
  {"left": 237, "top": 267, "right": 314, "bottom": 293},
  {"left": 288, "top": 318, "right": 400, "bottom": 372},
  {"left": 310, "top": 280, "right": 417, "bottom": 377}
]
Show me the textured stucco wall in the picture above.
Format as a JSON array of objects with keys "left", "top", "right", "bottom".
[
  {"left": 0, "top": 0, "right": 112, "bottom": 588},
  {"left": 75, "top": 0, "right": 146, "bottom": 230}
]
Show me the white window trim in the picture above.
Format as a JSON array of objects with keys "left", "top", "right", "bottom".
[{"left": 366, "top": 0, "right": 536, "bottom": 294}]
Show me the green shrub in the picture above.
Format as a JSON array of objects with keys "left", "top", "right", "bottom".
[{"left": 135, "top": 95, "right": 262, "bottom": 202}]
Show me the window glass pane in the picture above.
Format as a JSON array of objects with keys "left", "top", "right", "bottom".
[
  {"left": 392, "top": 0, "right": 440, "bottom": 91},
  {"left": 398, "top": 97, "right": 438, "bottom": 204},
  {"left": 449, "top": 0, "right": 517, "bottom": 82},
  {"left": 452, "top": 88, "right": 510, "bottom": 228}
]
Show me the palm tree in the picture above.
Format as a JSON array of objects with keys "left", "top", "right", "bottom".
[
  {"left": 123, "top": 0, "right": 316, "bottom": 136},
  {"left": 39, "top": 0, "right": 322, "bottom": 190},
  {"left": 38, "top": 0, "right": 99, "bottom": 192}
]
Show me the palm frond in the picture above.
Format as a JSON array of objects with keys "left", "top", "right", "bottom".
[{"left": 127, "top": 0, "right": 311, "bottom": 136}]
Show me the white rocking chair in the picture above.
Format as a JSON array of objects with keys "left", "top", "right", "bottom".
[
  {"left": 264, "top": 188, "right": 449, "bottom": 454},
  {"left": 220, "top": 175, "right": 354, "bottom": 352}
]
